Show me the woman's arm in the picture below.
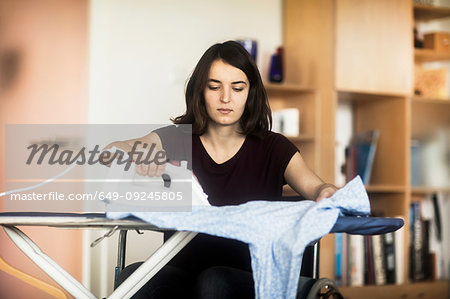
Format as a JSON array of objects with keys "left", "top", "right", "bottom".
[
  {"left": 284, "top": 152, "right": 338, "bottom": 201},
  {"left": 103, "top": 132, "right": 166, "bottom": 177}
]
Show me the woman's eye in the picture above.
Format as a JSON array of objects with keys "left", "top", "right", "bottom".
[
  {"left": 208, "top": 86, "right": 219, "bottom": 91},
  {"left": 233, "top": 88, "right": 244, "bottom": 92}
]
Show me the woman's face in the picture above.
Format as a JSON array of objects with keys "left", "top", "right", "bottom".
[{"left": 204, "top": 59, "right": 249, "bottom": 130}]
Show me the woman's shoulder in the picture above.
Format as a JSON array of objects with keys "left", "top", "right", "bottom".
[
  {"left": 246, "top": 131, "right": 296, "bottom": 150},
  {"left": 265, "top": 131, "right": 289, "bottom": 140},
  {"left": 250, "top": 131, "right": 291, "bottom": 143}
]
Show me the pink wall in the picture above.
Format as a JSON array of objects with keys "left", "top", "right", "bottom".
[{"left": 0, "top": 0, "right": 88, "bottom": 298}]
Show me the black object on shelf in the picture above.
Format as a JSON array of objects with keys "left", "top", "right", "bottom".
[{"left": 414, "top": 28, "right": 424, "bottom": 49}]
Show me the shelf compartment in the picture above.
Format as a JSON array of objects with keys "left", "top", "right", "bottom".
[
  {"left": 411, "top": 186, "right": 450, "bottom": 195},
  {"left": 367, "top": 192, "right": 407, "bottom": 218},
  {"left": 339, "top": 280, "right": 449, "bottom": 299},
  {"left": 268, "top": 91, "right": 317, "bottom": 141},
  {"left": 414, "top": 3, "right": 450, "bottom": 22},
  {"left": 266, "top": 87, "right": 318, "bottom": 172},
  {"left": 415, "top": 48, "right": 450, "bottom": 63},
  {"left": 338, "top": 92, "right": 409, "bottom": 187}
]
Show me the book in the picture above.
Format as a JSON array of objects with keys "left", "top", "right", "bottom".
[
  {"left": 383, "top": 232, "right": 396, "bottom": 284},
  {"left": 372, "top": 234, "right": 387, "bottom": 285},
  {"left": 341, "top": 233, "right": 348, "bottom": 286},
  {"left": 345, "top": 130, "right": 380, "bottom": 184},
  {"left": 394, "top": 218, "right": 405, "bottom": 284},
  {"left": 410, "top": 201, "right": 425, "bottom": 281},
  {"left": 344, "top": 144, "right": 358, "bottom": 182},
  {"left": 364, "top": 235, "right": 375, "bottom": 285},
  {"left": 422, "top": 219, "right": 432, "bottom": 280},
  {"left": 348, "top": 234, "right": 365, "bottom": 286},
  {"left": 431, "top": 194, "right": 442, "bottom": 242},
  {"left": 422, "top": 194, "right": 445, "bottom": 280},
  {"left": 335, "top": 233, "right": 343, "bottom": 286},
  {"left": 355, "top": 130, "right": 379, "bottom": 184},
  {"left": 410, "top": 139, "right": 423, "bottom": 186}
]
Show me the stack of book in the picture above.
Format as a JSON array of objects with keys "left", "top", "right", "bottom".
[
  {"left": 409, "top": 194, "right": 446, "bottom": 282},
  {"left": 334, "top": 227, "right": 402, "bottom": 287},
  {"left": 335, "top": 193, "right": 448, "bottom": 287}
]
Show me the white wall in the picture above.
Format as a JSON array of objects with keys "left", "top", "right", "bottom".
[
  {"left": 87, "top": 1, "right": 283, "bottom": 296},
  {"left": 88, "top": 0, "right": 283, "bottom": 125}
]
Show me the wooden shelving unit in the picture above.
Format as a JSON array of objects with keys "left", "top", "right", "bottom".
[{"left": 283, "top": 0, "right": 449, "bottom": 298}]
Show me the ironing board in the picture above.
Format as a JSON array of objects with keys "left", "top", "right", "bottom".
[{"left": 0, "top": 212, "right": 404, "bottom": 299}]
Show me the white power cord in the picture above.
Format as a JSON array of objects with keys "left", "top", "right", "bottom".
[{"left": 0, "top": 163, "right": 77, "bottom": 197}]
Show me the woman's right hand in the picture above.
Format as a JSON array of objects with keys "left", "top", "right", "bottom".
[
  {"left": 135, "top": 133, "right": 167, "bottom": 177},
  {"left": 103, "top": 132, "right": 167, "bottom": 177}
]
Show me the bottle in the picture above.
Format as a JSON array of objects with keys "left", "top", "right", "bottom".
[{"left": 269, "top": 47, "right": 283, "bottom": 83}]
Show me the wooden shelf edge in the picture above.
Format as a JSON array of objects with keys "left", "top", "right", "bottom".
[
  {"left": 334, "top": 185, "right": 407, "bottom": 193},
  {"left": 339, "top": 280, "right": 449, "bottom": 299},
  {"left": 411, "top": 186, "right": 450, "bottom": 195},
  {"left": 411, "top": 96, "right": 450, "bottom": 104},
  {"left": 337, "top": 89, "right": 410, "bottom": 101},
  {"left": 415, "top": 48, "right": 450, "bottom": 62},
  {"left": 365, "top": 185, "right": 407, "bottom": 193},
  {"left": 414, "top": 3, "right": 450, "bottom": 22},
  {"left": 265, "top": 82, "right": 314, "bottom": 93}
]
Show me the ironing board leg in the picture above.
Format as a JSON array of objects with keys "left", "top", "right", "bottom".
[
  {"left": 114, "top": 230, "right": 128, "bottom": 289},
  {"left": 2, "top": 225, "right": 97, "bottom": 299},
  {"left": 108, "top": 231, "right": 197, "bottom": 299},
  {"left": 312, "top": 242, "right": 320, "bottom": 279}
]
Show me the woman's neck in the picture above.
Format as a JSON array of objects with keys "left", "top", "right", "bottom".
[{"left": 200, "top": 125, "right": 246, "bottom": 164}]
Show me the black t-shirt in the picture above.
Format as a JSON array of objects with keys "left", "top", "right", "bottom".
[
  {"left": 154, "top": 125, "right": 298, "bottom": 273},
  {"left": 192, "top": 133, "right": 297, "bottom": 206}
]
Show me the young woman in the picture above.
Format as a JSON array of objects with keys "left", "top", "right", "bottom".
[{"left": 112, "top": 41, "right": 338, "bottom": 299}]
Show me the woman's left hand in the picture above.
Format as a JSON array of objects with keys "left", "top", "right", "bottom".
[{"left": 315, "top": 184, "right": 338, "bottom": 202}]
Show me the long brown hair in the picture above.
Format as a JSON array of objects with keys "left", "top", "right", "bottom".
[{"left": 172, "top": 41, "right": 271, "bottom": 137}]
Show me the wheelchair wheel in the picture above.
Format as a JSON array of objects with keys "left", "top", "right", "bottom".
[{"left": 305, "top": 278, "right": 343, "bottom": 299}]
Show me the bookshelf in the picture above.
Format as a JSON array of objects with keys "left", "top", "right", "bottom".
[{"left": 283, "top": 0, "right": 449, "bottom": 297}]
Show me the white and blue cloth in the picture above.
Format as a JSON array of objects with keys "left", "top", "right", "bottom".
[{"left": 107, "top": 176, "right": 370, "bottom": 299}]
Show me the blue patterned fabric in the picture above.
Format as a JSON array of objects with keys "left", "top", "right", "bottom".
[{"left": 107, "top": 176, "right": 370, "bottom": 299}]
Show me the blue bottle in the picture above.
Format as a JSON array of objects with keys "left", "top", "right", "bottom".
[{"left": 269, "top": 47, "right": 283, "bottom": 83}]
